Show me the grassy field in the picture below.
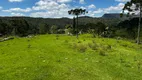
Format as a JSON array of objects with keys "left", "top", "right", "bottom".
[{"left": 0, "top": 34, "right": 142, "bottom": 80}]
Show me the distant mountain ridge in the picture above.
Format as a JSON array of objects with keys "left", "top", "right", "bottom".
[
  {"left": 102, "top": 13, "right": 140, "bottom": 19},
  {"left": 0, "top": 15, "right": 122, "bottom": 28},
  {"left": 102, "top": 13, "right": 122, "bottom": 18}
]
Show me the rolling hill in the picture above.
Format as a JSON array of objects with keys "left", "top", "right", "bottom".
[{"left": 0, "top": 34, "right": 142, "bottom": 80}]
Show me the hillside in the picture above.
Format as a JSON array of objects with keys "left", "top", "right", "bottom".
[
  {"left": 102, "top": 13, "right": 122, "bottom": 18},
  {"left": 0, "top": 16, "right": 121, "bottom": 27},
  {"left": 0, "top": 34, "right": 142, "bottom": 80}
]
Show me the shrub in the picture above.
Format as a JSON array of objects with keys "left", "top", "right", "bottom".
[
  {"left": 0, "top": 37, "right": 14, "bottom": 42},
  {"left": 140, "top": 46, "right": 142, "bottom": 49},
  {"left": 116, "top": 40, "right": 120, "bottom": 43},
  {"left": 88, "top": 42, "right": 98, "bottom": 50},
  {"left": 64, "top": 40, "right": 68, "bottom": 43},
  {"left": 106, "top": 44, "right": 112, "bottom": 49},
  {"left": 91, "top": 43, "right": 98, "bottom": 50},
  {"left": 56, "top": 35, "right": 59, "bottom": 40},
  {"left": 27, "top": 39, "right": 30, "bottom": 42},
  {"left": 92, "top": 40, "right": 95, "bottom": 43},
  {"left": 72, "top": 43, "right": 87, "bottom": 52},
  {"left": 78, "top": 41, "right": 81, "bottom": 43},
  {"left": 99, "top": 49, "right": 107, "bottom": 56},
  {"left": 77, "top": 44, "right": 87, "bottom": 52},
  {"left": 124, "top": 62, "right": 131, "bottom": 67},
  {"left": 137, "top": 61, "right": 142, "bottom": 71},
  {"left": 120, "top": 58, "right": 125, "bottom": 63},
  {"left": 28, "top": 44, "right": 31, "bottom": 48},
  {"left": 88, "top": 43, "right": 92, "bottom": 48},
  {"left": 56, "top": 37, "right": 59, "bottom": 40},
  {"left": 121, "top": 44, "right": 128, "bottom": 47},
  {"left": 87, "top": 29, "right": 96, "bottom": 38},
  {"left": 72, "top": 43, "right": 77, "bottom": 49},
  {"left": 57, "top": 29, "right": 65, "bottom": 34}
]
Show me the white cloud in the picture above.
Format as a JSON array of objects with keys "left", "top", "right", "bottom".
[
  {"left": 32, "top": 1, "right": 60, "bottom": 10},
  {"left": 4, "top": 0, "right": 126, "bottom": 18},
  {"left": 31, "top": 0, "right": 71, "bottom": 18},
  {"left": 31, "top": 0, "right": 124, "bottom": 18},
  {"left": 86, "top": 9, "right": 103, "bottom": 17},
  {"left": 93, "top": 9, "right": 103, "bottom": 14},
  {"left": 57, "top": 0, "right": 72, "bottom": 3},
  {"left": 0, "top": 6, "right": 3, "bottom": 10},
  {"left": 8, "top": 0, "right": 23, "bottom": 2},
  {"left": 88, "top": 4, "right": 96, "bottom": 9},
  {"left": 122, "top": 4, "right": 140, "bottom": 15},
  {"left": 85, "top": 3, "right": 125, "bottom": 17},
  {"left": 79, "top": 0, "right": 85, "bottom": 4},
  {"left": 115, "top": 0, "right": 130, "bottom": 2},
  {"left": 80, "top": 6, "right": 86, "bottom": 9},
  {"left": 11, "top": 13, "right": 25, "bottom": 16},
  {"left": 3, "top": 8, "right": 32, "bottom": 12},
  {"left": 30, "top": 10, "right": 72, "bottom": 18},
  {"left": 104, "top": 3, "right": 124, "bottom": 13}
]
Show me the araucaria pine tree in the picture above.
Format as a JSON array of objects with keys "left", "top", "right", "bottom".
[
  {"left": 68, "top": 8, "right": 87, "bottom": 39},
  {"left": 123, "top": 0, "right": 142, "bottom": 44}
]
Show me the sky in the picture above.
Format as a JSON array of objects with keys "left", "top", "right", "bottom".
[{"left": 0, "top": 0, "right": 130, "bottom": 18}]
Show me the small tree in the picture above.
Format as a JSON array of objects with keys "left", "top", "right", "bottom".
[
  {"left": 50, "top": 25, "right": 58, "bottom": 34},
  {"left": 68, "top": 8, "right": 88, "bottom": 39},
  {"left": 11, "top": 19, "right": 29, "bottom": 37},
  {"left": 122, "top": 0, "right": 142, "bottom": 44},
  {"left": 95, "top": 22, "right": 106, "bottom": 36},
  {"left": 39, "top": 23, "right": 50, "bottom": 34},
  {"left": 65, "top": 24, "right": 73, "bottom": 35}
]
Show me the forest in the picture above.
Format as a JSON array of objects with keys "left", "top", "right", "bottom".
[{"left": 0, "top": 16, "right": 141, "bottom": 40}]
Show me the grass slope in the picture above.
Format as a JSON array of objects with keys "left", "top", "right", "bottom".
[{"left": 0, "top": 34, "right": 142, "bottom": 80}]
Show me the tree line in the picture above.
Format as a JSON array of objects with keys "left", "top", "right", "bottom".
[{"left": 0, "top": 16, "right": 141, "bottom": 41}]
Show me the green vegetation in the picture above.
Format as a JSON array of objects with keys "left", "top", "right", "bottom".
[
  {"left": 122, "top": 0, "right": 142, "bottom": 44},
  {"left": 0, "top": 16, "right": 122, "bottom": 36},
  {"left": 0, "top": 1, "right": 141, "bottom": 80},
  {"left": 0, "top": 16, "right": 141, "bottom": 41},
  {"left": 68, "top": 8, "right": 88, "bottom": 38},
  {"left": 0, "top": 2, "right": 141, "bottom": 79},
  {"left": 0, "top": 34, "right": 142, "bottom": 80}
]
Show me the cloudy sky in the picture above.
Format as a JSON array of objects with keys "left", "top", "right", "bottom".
[{"left": 0, "top": 0, "right": 130, "bottom": 18}]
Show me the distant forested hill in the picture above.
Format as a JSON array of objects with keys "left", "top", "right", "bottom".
[
  {"left": 0, "top": 16, "right": 122, "bottom": 27},
  {"left": 0, "top": 16, "right": 132, "bottom": 37},
  {"left": 102, "top": 13, "right": 122, "bottom": 18}
]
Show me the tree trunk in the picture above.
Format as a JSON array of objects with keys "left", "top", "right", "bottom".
[
  {"left": 137, "top": 4, "right": 141, "bottom": 44},
  {"left": 73, "top": 17, "right": 76, "bottom": 34},
  {"left": 76, "top": 15, "right": 78, "bottom": 39}
]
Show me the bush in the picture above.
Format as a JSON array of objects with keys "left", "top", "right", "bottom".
[
  {"left": 0, "top": 37, "right": 14, "bottom": 42},
  {"left": 28, "top": 44, "right": 31, "bottom": 48},
  {"left": 88, "top": 41, "right": 99, "bottom": 50},
  {"left": 99, "top": 49, "right": 107, "bottom": 56},
  {"left": 64, "top": 40, "right": 68, "bottom": 43},
  {"left": 77, "top": 44, "right": 87, "bottom": 52},
  {"left": 72, "top": 43, "right": 77, "bottom": 49},
  {"left": 56, "top": 35, "right": 59, "bottom": 40},
  {"left": 91, "top": 43, "right": 98, "bottom": 50},
  {"left": 78, "top": 40, "right": 81, "bottom": 43},
  {"left": 87, "top": 29, "right": 96, "bottom": 38},
  {"left": 88, "top": 43, "right": 92, "bottom": 48},
  {"left": 106, "top": 44, "right": 112, "bottom": 49},
  {"left": 92, "top": 40, "right": 95, "bottom": 43},
  {"left": 72, "top": 43, "right": 87, "bottom": 52},
  {"left": 121, "top": 44, "right": 128, "bottom": 47},
  {"left": 57, "top": 29, "right": 65, "bottom": 34}
]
